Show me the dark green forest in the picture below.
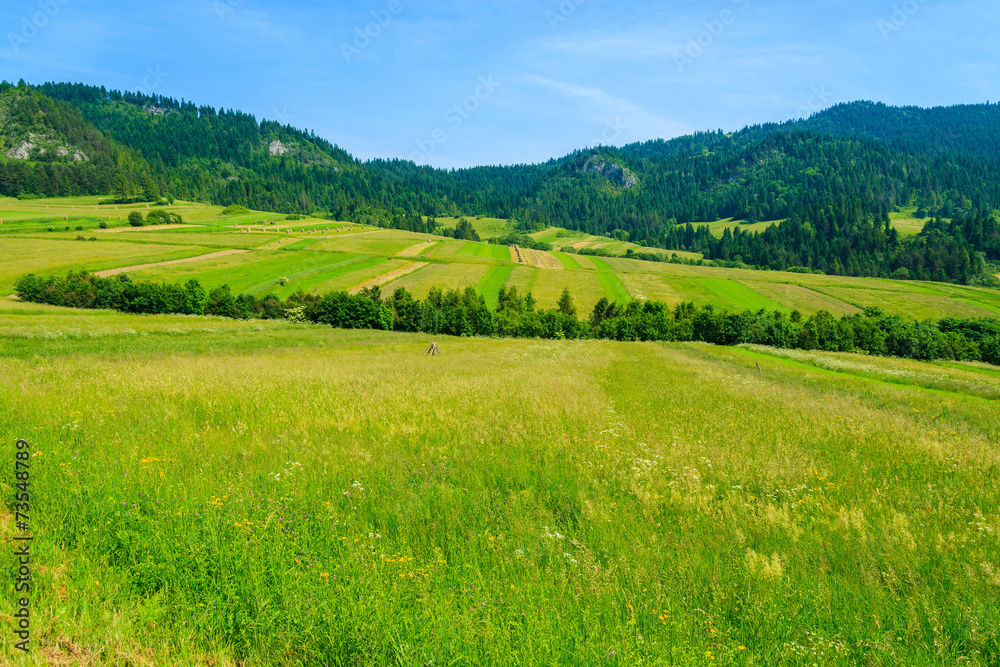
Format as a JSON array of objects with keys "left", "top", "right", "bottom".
[{"left": 3, "top": 80, "right": 1000, "bottom": 285}]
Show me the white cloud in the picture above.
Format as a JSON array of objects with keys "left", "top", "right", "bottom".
[{"left": 522, "top": 75, "right": 694, "bottom": 143}]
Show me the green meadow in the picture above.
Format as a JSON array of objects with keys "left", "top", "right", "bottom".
[
  {"left": 434, "top": 216, "right": 513, "bottom": 238},
  {"left": 1, "top": 300, "right": 999, "bottom": 665},
  {"left": 1, "top": 197, "right": 996, "bottom": 321},
  {"left": 2, "top": 197, "right": 1000, "bottom": 665}
]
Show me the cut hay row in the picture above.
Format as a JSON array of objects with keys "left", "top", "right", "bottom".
[
  {"left": 348, "top": 261, "right": 428, "bottom": 294},
  {"left": 522, "top": 249, "right": 563, "bottom": 270},
  {"left": 96, "top": 224, "right": 203, "bottom": 234},
  {"left": 398, "top": 240, "right": 437, "bottom": 257},
  {"left": 93, "top": 249, "right": 251, "bottom": 278}
]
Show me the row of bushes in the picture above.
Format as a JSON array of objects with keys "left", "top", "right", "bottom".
[
  {"left": 127, "top": 209, "right": 183, "bottom": 227},
  {"left": 487, "top": 233, "right": 553, "bottom": 252},
  {"left": 13, "top": 271, "right": 1000, "bottom": 365}
]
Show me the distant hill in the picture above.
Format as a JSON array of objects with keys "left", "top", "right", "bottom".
[
  {"left": 798, "top": 100, "right": 1000, "bottom": 162},
  {"left": 4, "top": 81, "right": 1000, "bottom": 285}
]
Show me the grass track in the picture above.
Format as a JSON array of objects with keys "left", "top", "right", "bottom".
[
  {"left": 456, "top": 242, "right": 511, "bottom": 261},
  {"left": 596, "top": 271, "right": 630, "bottom": 305},
  {"left": 475, "top": 266, "right": 515, "bottom": 308},
  {"left": 551, "top": 251, "right": 581, "bottom": 270}
]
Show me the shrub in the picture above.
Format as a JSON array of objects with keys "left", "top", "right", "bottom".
[
  {"left": 99, "top": 221, "right": 108, "bottom": 229},
  {"left": 128, "top": 211, "right": 145, "bottom": 227},
  {"left": 146, "top": 210, "right": 182, "bottom": 226}
]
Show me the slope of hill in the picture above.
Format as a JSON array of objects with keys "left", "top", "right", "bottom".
[
  {"left": 5, "top": 196, "right": 1000, "bottom": 322},
  {"left": 798, "top": 100, "right": 1000, "bottom": 162},
  {"left": 7, "top": 82, "right": 1000, "bottom": 286}
]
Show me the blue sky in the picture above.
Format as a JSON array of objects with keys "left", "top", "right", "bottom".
[{"left": 2, "top": 0, "right": 997, "bottom": 168}]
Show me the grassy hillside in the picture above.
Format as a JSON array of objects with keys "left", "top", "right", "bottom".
[
  {"left": 4, "top": 196, "right": 1000, "bottom": 319},
  {"left": 1, "top": 301, "right": 999, "bottom": 664}
]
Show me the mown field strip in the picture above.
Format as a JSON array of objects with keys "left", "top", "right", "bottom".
[
  {"left": 596, "top": 270, "right": 630, "bottom": 304},
  {"left": 415, "top": 241, "right": 445, "bottom": 257},
  {"left": 475, "top": 266, "right": 515, "bottom": 308},
  {"left": 96, "top": 224, "right": 204, "bottom": 234},
  {"left": 397, "top": 241, "right": 436, "bottom": 257},
  {"left": 348, "top": 261, "right": 428, "bottom": 294},
  {"left": 244, "top": 254, "right": 369, "bottom": 295},
  {"left": 551, "top": 251, "right": 582, "bottom": 270},
  {"left": 457, "top": 242, "right": 511, "bottom": 261},
  {"left": 93, "top": 249, "right": 251, "bottom": 278},
  {"left": 587, "top": 257, "right": 614, "bottom": 271},
  {"left": 740, "top": 281, "right": 859, "bottom": 315},
  {"left": 728, "top": 344, "right": 1000, "bottom": 400},
  {"left": 699, "top": 278, "right": 788, "bottom": 312},
  {"left": 0, "top": 238, "right": 214, "bottom": 294},
  {"left": 382, "top": 263, "right": 491, "bottom": 300}
]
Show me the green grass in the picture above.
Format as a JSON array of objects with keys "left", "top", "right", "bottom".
[
  {"left": 699, "top": 278, "right": 789, "bottom": 312},
  {"left": 475, "top": 266, "right": 514, "bottom": 308},
  {"left": 578, "top": 257, "right": 630, "bottom": 305},
  {"left": 302, "top": 231, "right": 433, "bottom": 257},
  {"left": 456, "top": 242, "right": 511, "bottom": 261},
  {"left": 434, "top": 216, "right": 513, "bottom": 238},
  {"left": 381, "top": 262, "right": 490, "bottom": 300},
  {"left": 889, "top": 207, "right": 931, "bottom": 237},
  {"left": 1, "top": 306, "right": 999, "bottom": 664},
  {"left": 127, "top": 250, "right": 367, "bottom": 296},
  {"left": 4, "top": 196, "right": 1000, "bottom": 321},
  {"left": 550, "top": 251, "right": 581, "bottom": 270},
  {"left": 0, "top": 238, "right": 212, "bottom": 295},
  {"left": 703, "top": 217, "right": 784, "bottom": 238},
  {"left": 531, "top": 227, "right": 704, "bottom": 261},
  {"left": 595, "top": 271, "right": 630, "bottom": 305}
]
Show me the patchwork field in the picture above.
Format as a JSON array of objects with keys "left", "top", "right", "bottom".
[
  {"left": 1, "top": 301, "right": 998, "bottom": 665},
  {"left": 1, "top": 197, "right": 996, "bottom": 320}
]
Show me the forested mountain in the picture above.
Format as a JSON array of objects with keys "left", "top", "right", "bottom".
[
  {"left": 3, "top": 80, "right": 1000, "bottom": 285},
  {"left": 798, "top": 100, "right": 1000, "bottom": 162}
]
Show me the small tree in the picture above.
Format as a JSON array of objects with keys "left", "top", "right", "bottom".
[
  {"left": 128, "top": 211, "right": 145, "bottom": 227},
  {"left": 113, "top": 174, "right": 135, "bottom": 202},
  {"left": 143, "top": 176, "right": 161, "bottom": 202},
  {"left": 557, "top": 288, "right": 576, "bottom": 318}
]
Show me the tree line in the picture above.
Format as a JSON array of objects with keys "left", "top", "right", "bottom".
[{"left": 15, "top": 271, "right": 1000, "bottom": 366}]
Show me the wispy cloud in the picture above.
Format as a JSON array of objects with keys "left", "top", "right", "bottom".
[
  {"left": 541, "top": 29, "right": 684, "bottom": 60},
  {"left": 522, "top": 75, "right": 693, "bottom": 142}
]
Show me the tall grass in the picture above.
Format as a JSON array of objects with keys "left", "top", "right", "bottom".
[{"left": 1, "top": 312, "right": 998, "bottom": 665}]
